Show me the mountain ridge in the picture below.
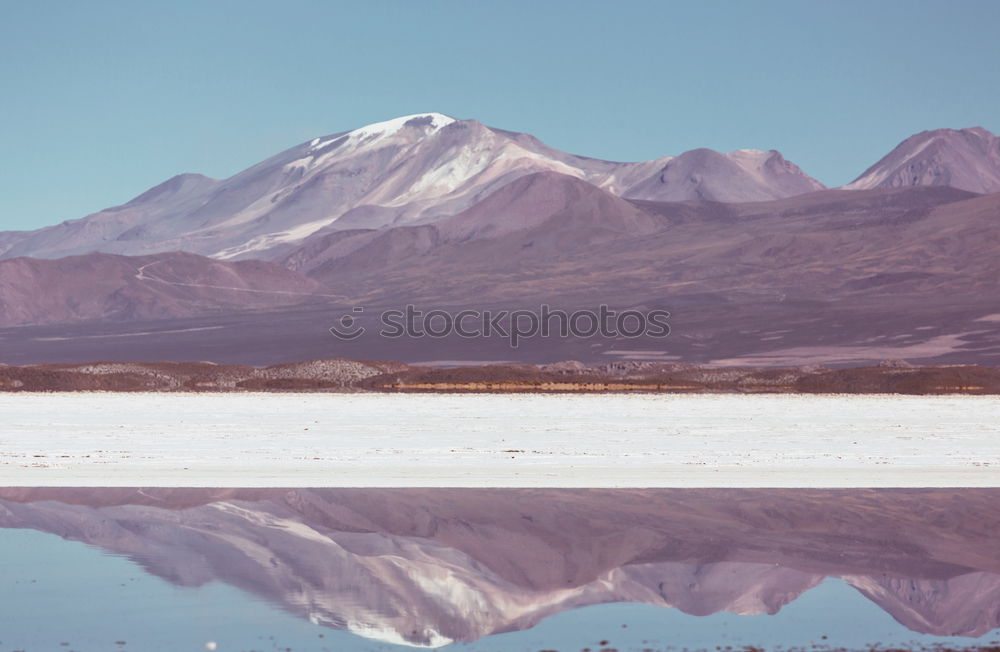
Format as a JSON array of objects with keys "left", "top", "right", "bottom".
[
  {"left": 4, "top": 119, "right": 998, "bottom": 270},
  {"left": 0, "top": 112, "right": 825, "bottom": 262}
]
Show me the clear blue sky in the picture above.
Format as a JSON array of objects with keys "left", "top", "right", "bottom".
[{"left": 1, "top": 0, "right": 998, "bottom": 231}]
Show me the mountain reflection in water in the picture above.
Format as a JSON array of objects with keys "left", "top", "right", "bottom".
[{"left": 1, "top": 488, "right": 999, "bottom": 649}]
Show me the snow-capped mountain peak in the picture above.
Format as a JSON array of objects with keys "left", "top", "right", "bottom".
[
  {"left": 307, "top": 112, "right": 457, "bottom": 155},
  {"left": 343, "top": 111, "right": 456, "bottom": 140},
  {"left": 0, "top": 113, "right": 825, "bottom": 262}
]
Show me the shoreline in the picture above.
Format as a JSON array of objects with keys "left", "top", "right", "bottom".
[
  {"left": 4, "top": 466, "right": 1000, "bottom": 489},
  {"left": 2, "top": 358, "right": 1000, "bottom": 394},
  {"left": 4, "top": 388, "right": 1000, "bottom": 398}
]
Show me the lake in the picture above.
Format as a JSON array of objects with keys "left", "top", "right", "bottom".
[
  {"left": 1, "top": 488, "right": 998, "bottom": 651},
  {"left": 2, "top": 393, "right": 1000, "bottom": 650}
]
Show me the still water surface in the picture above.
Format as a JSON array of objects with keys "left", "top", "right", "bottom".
[{"left": 1, "top": 488, "right": 998, "bottom": 651}]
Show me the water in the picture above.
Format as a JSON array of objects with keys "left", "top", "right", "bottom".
[
  {"left": 2, "top": 393, "right": 999, "bottom": 649},
  {"left": 1, "top": 488, "right": 999, "bottom": 651}
]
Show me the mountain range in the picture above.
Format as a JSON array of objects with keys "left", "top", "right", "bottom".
[
  {"left": 1, "top": 115, "right": 999, "bottom": 366},
  {"left": 2, "top": 488, "right": 999, "bottom": 646}
]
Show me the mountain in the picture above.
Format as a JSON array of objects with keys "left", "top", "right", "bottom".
[
  {"left": 0, "top": 173, "right": 221, "bottom": 260},
  {"left": 845, "top": 127, "right": 1000, "bottom": 193},
  {"left": 0, "top": 251, "right": 328, "bottom": 327},
  {"left": 626, "top": 147, "right": 824, "bottom": 202},
  {"left": 282, "top": 172, "right": 666, "bottom": 280},
  {"left": 3, "top": 184, "right": 999, "bottom": 367},
  {"left": 286, "top": 180, "right": 990, "bottom": 309},
  {"left": 2, "top": 488, "right": 999, "bottom": 645},
  {"left": 439, "top": 171, "right": 665, "bottom": 242},
  {"left": 3, "top": 119, "right": 1000, "bottom": 366},
  {"left": 0, "top": 113, "right": 823, "bottom": 263}
]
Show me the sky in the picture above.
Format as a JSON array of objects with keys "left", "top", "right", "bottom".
[{"left": 1, "top": 0, "right": 998, "bottom": 231}]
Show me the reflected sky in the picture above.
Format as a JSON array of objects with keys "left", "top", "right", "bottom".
[{"left": 1, "top": 488, "right": 999, "bottom": 652}]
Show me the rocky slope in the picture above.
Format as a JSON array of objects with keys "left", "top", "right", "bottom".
[
  {"left": 626, "top": 147, "right": 823, "bottom": 202},
  {"left": 281, "top": 172, "right": 667, "bottom": 280},
  {"left": 0, "top": 251, "right": 327, "bottom": 326},
  {"left": 845, "top": 127, "right": 1000, "bottom": 193}
]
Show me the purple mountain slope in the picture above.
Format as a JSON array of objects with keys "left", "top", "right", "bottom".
[
  {"left": 845, "top": 127, "right": 1000, "bottom": 193},
  {"left": 284, "top": 174, "right": 990, "bottom": 304},
  {"left": 0, "top": 251, "right": 328, "bottom": 327},
  {"left": 3, "top": 179, "right": 999, "bottom": 366},
  {"left": 439, "top": 171, "right": 665, "bottom": 241},
  {"left": 281, "top": 172, "right": 665, "bottom": 279},
  {"left": 626, "top": 147, "right": 824, "bottom": 202}
]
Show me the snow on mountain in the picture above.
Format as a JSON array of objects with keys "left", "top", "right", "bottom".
[
  {"left": 844, "top": 127, "right": 1000, "bottom": 193},
  {"left": 0, "top": 113, "right": 824, "bottom": 263}
]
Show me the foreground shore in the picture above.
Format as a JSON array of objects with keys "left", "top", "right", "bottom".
[
  {"left": 1, "top": 357, "right": 999, "bottom": 394},
  {"left": 3, "top": 392, "right": 998, "bottom": 487}
]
